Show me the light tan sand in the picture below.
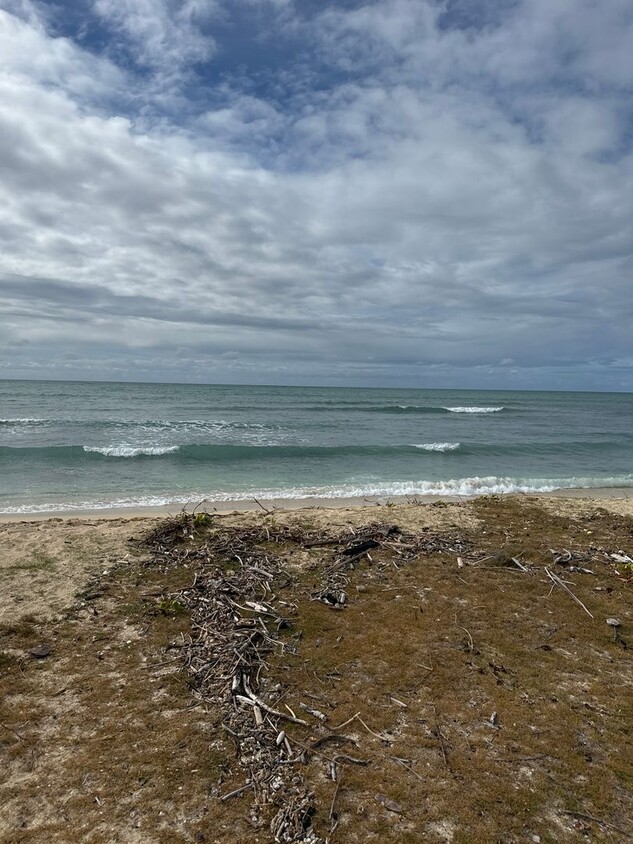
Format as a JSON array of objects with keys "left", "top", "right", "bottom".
[{"left": 0, "top": 516, "right": 157, "bottom": 622}]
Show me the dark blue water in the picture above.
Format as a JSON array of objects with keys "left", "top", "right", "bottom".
[{"left": 1, "top": 380, "right": 632, "bottom": 513}]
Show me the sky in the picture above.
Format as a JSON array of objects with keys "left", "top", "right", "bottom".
[{"left": 0, "top": 0, "right": 632, "bottom": 390}]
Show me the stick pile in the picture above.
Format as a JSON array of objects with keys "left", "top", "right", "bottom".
[{"left": 141, "top": 514, "right": 474, "bottom": 842}]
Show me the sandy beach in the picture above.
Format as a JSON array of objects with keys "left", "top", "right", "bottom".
[{"left": 1, "top": 493, "right": 632, "bottom": 842}]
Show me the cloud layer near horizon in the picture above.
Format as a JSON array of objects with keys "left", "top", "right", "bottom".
[{"left": 1, "top": 0, "right": 632, "bottom": 389}]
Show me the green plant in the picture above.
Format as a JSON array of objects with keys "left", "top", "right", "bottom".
[
  {"left": 156, "top": 599, "right": 186, "bottom": 617},
  {"left": 192, "top": 512, "right": 213, "bottom": 528}
]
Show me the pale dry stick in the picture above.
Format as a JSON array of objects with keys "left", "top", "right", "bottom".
[
  {"left": 330, "top": 711, "right": 361, "bottom": 730},
  {"left": 457, "top": 626, "right": 474, "bottom": 652},
  {"left": 220, "top": 782, "right": 254, "bottom": 802},
  {"left": 392, "top": 756, "right": 426, "bottom": 783},
  {"left": 328, "top": 769, "right": 342, "bottom": 839},
  {"left": 545, "top": 567, "right": 594, "bottom": 618},
  {"left": 331, "top": 712, "right": 394, "bottom": 743},
  {"left": 471, "top": 554, "right": 496, "bottom": 566},
  {"left": 229, "top": 598, "right": 279, "bottom": 618},
  {"left": 235, "top": 692, "right": 307, "bottom": 726},
  {"left": 511, "top": 557, "right": 529, "bottom": 572}
]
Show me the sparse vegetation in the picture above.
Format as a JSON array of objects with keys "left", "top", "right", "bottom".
[{"left": 0, "top": 497, "right": 631, "bottom": 843}]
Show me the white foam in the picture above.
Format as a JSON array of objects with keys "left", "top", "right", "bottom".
[
  {"left": 412, "top": 442, "right": 461, "bottom": 452},
  {"left": 83, "top": 445, "right": 180, "bottom": 457},
  {"left": 0, "top": 417, "right": 47, "bottom": 423},
  {"left": 444, "top": 406, "right": 504, "bottom": 413},
  {"left": 4, "top": 475, "right": 632, "bottom": 514}
]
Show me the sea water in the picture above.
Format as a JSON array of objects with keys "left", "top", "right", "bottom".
[{"left": 1, "top": 380, "right": 632, "bottom": 513}]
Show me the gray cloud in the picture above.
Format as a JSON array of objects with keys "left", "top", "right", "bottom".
[{"left": 0, "top": 1, "right": 632, "bottom": 389}]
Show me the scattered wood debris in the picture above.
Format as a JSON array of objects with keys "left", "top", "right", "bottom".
[{"left": 133, "top": 503, "right": 632, "bottom": 843}]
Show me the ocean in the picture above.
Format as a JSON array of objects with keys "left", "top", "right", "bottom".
[{"left": 1, "top": 380, "right": 632, "bottom": 514}]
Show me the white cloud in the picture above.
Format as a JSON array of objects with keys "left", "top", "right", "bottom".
[
  {"left": 0, "top": 1, "right": 632, "bottom": 388},
  {"left": 0, "top": 6, "right": 126, "bottom": 100},
  {"left": 93, "top": 0, "right": 219, "bottom": 73}
]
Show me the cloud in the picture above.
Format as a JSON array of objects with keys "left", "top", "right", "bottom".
[
  {"left": 0, "top": 0, "right": 632, "bottom": 388},
  {"left": 93, "top": 0, "right": 219, "bottom": 72}
]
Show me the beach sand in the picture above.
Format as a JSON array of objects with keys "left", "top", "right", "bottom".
[{"left": 1, "top": 493, "right": 632, "bottom": 842}]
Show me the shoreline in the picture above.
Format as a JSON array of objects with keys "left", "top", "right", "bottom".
[{"left": 1, "top": 485, "right": 633, "bottom": 522}]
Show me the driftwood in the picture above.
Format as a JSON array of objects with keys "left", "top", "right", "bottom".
[
  {"left": 545, "top": 567, "right": 594, "bottom": 618},
  {"left": 144, "top": 517, "right": 321, "bottom": 843},
  {"left": 137, "top": 513, "right": 488, "bottom": 841}
]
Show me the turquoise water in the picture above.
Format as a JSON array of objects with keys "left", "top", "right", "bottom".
[{"left": 1, "top": 380, "right": 632, "bottom": 513}]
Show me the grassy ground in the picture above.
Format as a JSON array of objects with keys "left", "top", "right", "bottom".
[{"left": 0, "top": 496, "right": 631, "bottom": 843}]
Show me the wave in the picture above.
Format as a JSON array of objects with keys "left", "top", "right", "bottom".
[
  {"left": 366, "top": 404, "right": 507, "bottom": 414},
  {"left": 444, "top": 406, "right": 504, "bottom": 413},
  {"left": 83, "top": 445, "right": 180, "bottom": 457},
  {"left": 0, "top": 417, "right": 278, "bottom": 430},
  {"left": 412, "top": 442, "right": 461, "bottom": 452},
  {"left": 0, "top": 442, "right": 460, "bottom": 462},
  {"left": 0, "top": 417, "right": 48, "bottom": 425},
  {"left": 3, "top": 474, "right": 633, "bottom": 514},
  {"left": 1, "top": 438, "right": 631, "bottom": 462}
]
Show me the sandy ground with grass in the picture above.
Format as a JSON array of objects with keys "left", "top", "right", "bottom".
[
  {"left": 1, "top": 493, "right": 633, "bottom": 625},
  {"left": 1, "top": 494, "right": 632, "bottom": 843}
]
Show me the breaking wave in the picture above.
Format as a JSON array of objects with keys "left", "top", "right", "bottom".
[
  {"left": 83, "top": 445, "right": 180, "bottom": 457},
  {"left": 0, "top": 417, "right": 48, "bottom": 425},
  {"left": 444, "top": 406, "right": 505, "bottom": 413},
  {"left": 412, "top": 442, "right": 461, "bottom": 452},
  {"left": 1, "top": 438, "right": 631, "bottom": 462},
  {"left": 3, "top": 474, "right": 633, "bottom": 514}
]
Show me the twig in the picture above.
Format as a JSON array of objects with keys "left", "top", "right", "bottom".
[
  {"left": 434, "top": 725, "right": 449, "bottom": 768},
  {"left": 391, "top": 756, "right": 425, "bottom": 783},
  {"left": 457, "top": 626, "right": 474, "bottom": 652},
  {"left": 545, "top": 568, "right": 594, "bottom": 618},
  {"left": 333, "top": 754, "right": 369, "bottom": 766},
  {"left": 511, "top": 557, "right": 529, "bottom": 572},
  {"left": 331, "top": 712, "right": 361, "bottom": 730},
  {"left": 471, "top": 554, "right": 496, "bottom": 565},
  {"left": 220, "top": 782, "right": 254, "bottom": 802},
  {"left": 235, "top": 694, "right": 307, "bottom": 726},
  {"left": 329, "top": 769, "right": 342, "bottom": 836},
  {"left": 332, "top": 712, "right": 394, "bottom": 743},
  {"left": 560, "top": 809, "right": 630, "bottom": 836},
  {"left": 252, "top": 497, "right": 273, "bottom": 513},
  {"left": 1, "top": 722, "right": 24, "bottom": 741},
  {"left": 431, "top": 706, "right": 450, "bottom": 769}
]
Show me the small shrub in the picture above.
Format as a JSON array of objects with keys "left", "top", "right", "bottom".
[{"left": 156, "top": 599, "right": 186, "bottom": 617}]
